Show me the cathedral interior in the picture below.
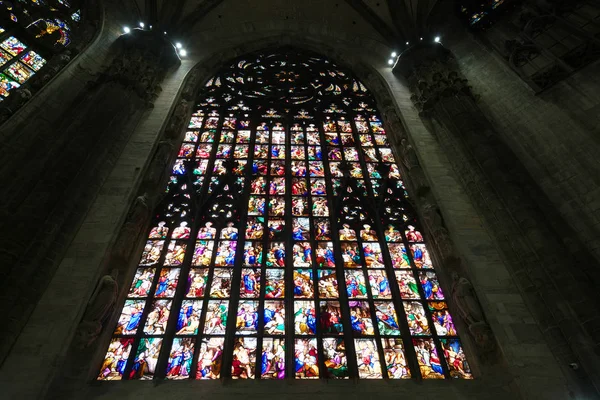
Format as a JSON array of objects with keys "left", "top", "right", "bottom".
[{"left": 1, "top": 0, "right": 600, "bottom": 399}]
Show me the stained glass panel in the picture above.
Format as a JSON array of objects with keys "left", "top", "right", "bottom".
[{"left": 100, "top": 48, "right": 472, "bottom": 381}]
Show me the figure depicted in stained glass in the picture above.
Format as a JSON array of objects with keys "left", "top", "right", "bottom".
[
  {"left": 294, "top": 301, "right": 317, "bottom": 335},
  {"left": 204, "top": 301, "right": 228, "bottom": 334},
  {"left": 381, "top": 339, "right": 410, "bottom": 379},
  {"left": 98, "top": 338, "right": 133, "bottom": 380},
  {"left": 340, "top": 242, "right": 361, "bottom": 268},
  {"left": 192, "top": 241, "right": 213, "bottom": 266},
  {"left": 165, "top": 243, "right": 187, "bottom": 266},
  {"left": 441, "top": 339, "right": 472, "bottom": 379},
  {"left": 114, "top": 300, "right": 145, "bottom": 335},
  {"left": 166, "top": 338, "right": 194, "bottom": 379},
  {"left": 292, "top": 218, "right": 310, "bottom": 240},
  {"left": 268, "top": 197, "right": 285, "bottom": 216},
  {"left": 355, "top": 339, "right": 382, "bottom": 378},
  {"left": 243, "top": 242, "right": 263, "bottom": 267},
  {"left": 266, "top": 243, "right": 285, "bottom": 267},
  {"left": 413, "top": 339, "right": 444, "bottom": 379},
  {"left": 374, "top": 302, "right": 401, "bottom": 335},
  {"left": 292, "top": 178, "right": 308, "bottom": 196},
  {"left": 345, "top": 271, "right": 367, "bottom": 299},
  {"left": 410, "top": 244, "right": 433, "bottom": 268},
  {"left": 210, "top": 269, "right": 232, "bottom": 298},
  {"left": 293, "top": 269, "right": 314, "bottom": 298},
  {"left": 264, "top": 300, "right": 286, "bottom": 334},
  {"left": 293, "top": 242, "right": 312, "bottom": 267},
  {"left": 261, "top": 338, "right": 285, "bottom": 379},
  {"left": 404, "top": 301, "right": 431, "bottom": 335},
  {"left": 295, "top": 339, "right": 319, "bottom": 379},
  {"left": 265, "top": 270, "right": 285, "bottom": 299},
  {"left": 339, "top": 224, "right": 357, "bottom": 241},
  {"left": 420, "top": 271, "right": 444, "bottom": 300},
  {"left": 139, "top": 240, "right": 164, "bottom": 265},
  {"left": 368, "top": 270, "right": 391, "bottom": 299},
  {"left": 130, "top": 338, "right": 162, "bottom": 380},
  {"left": 318, "top": 270, "right": 339, "bottom": 298},
  {"left": 320, "top": 301, "right": 343, "bottom": 334},
  {"left": 231, "top": 338, "right": 256, "bottom": 379},
  {"left": 241, "top": 269, "right": 260, "bottom": 298},
  {"left": 312, "top": 198, "right": 329, "bottom": 216},
  {"left": 349, "top": 302, "right": 374, "bottom": 335},
  {"left": 128, "top": 268, "right": 155, "bottom": 297},
  {"left": 395, "top": 271, "right": 420, "bottom": 299},
  {"left": 215, "top": 241, "right": 237, "bottom": 266},
  {"left": 149, "top": 221, "right": 169, "bottom": 239},
  {"left": 323, "top": 338, "right": 348, "bottom": 378},
  {"left": 316, "top": 242, "right": 335, "bottom": 268},
  {"left": 197, "top": 222, "right": 216, "bottom": 239},
  {"left": 196, "top": 337, "right": 224, "bottom": 379},
  {"left": 236, "top": 301, "right": 259, "bottom": 334},
  {"left": 388, "top": 243, "right": 410, "bottom": 268},
  {"left": 155, "top": 268, "right": 180, "bottom": 297},
  {"left": 143, "top": 300, "right": 172, "bottom": 335},
  {"left": 248, "top": 196, "right": 266, "bottom": 215}
]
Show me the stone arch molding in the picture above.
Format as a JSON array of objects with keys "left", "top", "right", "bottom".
[{"left": 75, "top": 34, "right": 498, "bottom": 386}]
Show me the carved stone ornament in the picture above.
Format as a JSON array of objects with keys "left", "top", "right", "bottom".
[
  {"left": 101, "top": 30, "right": 180, "bottom": 104},
  {"left": 394, "top": 43, "right": 473, "bottom": 116},
  {"left": 75, "top": 269, "right": 119, "bottom": 349},
  {"left": 164, "top": 99, "right": 191, "bottom": 139},
  {"left": 112, "top": 194, "right": 151, "bottom": 260},
  {"left": 451, "top": 272, "right": 496, "bottom": 352},
  {"left": 400, "top": 138, "right": 430, "bottom": 197}
]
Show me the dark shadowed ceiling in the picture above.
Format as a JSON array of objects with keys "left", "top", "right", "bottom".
[{"left": 131, "top": 0, "right": 450, "bottom": 48}]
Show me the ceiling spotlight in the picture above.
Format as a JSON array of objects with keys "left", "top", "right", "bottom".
[
  {"left": 388, "top": 59, "right": 394, "bottom": 65},
  {"left": 406, "top": 41, "right": 409, "bottom": 45},
  {"left": 176, "top": 42, "right": 183, "bottom": 49},
  {"left": 149, "top": 25, "right": 153, "bottom": 29},
  {"left": 420, "top": 37, "right": 423, "bottom": 40},
  {"left": 434, "top": 36, "right": 440, "bottom": 42},
  {"left": 179, "top": 49, "right": 187, "bottom": 57},
  {"left": 391, "top": 51, "right": 397, "bottom": 57},
  {"left": 164, "top": 31, "right": 167, "bottom": 35},
  {"left": 123, "top": 26, "right": 131, "bottom": 34},
  {"left": 139, "top": 22, "right": 145, "bottom": 28}
]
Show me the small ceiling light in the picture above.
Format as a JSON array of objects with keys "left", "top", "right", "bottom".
[
  {"left": 164, "top": 31, "right": 167, "bottom": 35},
  {"left": 434, "top": 36, "right": 440, "bottom": 42},
  {"left": 420, "top": 37, "right": 423, "bottom": 40},
  {"left": 179, "top": 49, "right": 187, "bottom": 57},
  {"left": 123, "top": 26, "right": 131, "bottom": 34},
  {"left": 388, "top": 59, "right": 394, "bottom": 65},
  {"left": 176, "top": 42, "right": 183, "bottom": 49},
  {"left": 149, "top": 25, "right": 153, "bottom": 29},
  {"left": 391, "top": 51, "right": 397, "bottom": 57},
  {"left": 139, "top": 22, "right": 145, "bottom": 28},
  {"left": 406, "top": 41, "right": 409, "bottom": 45}
]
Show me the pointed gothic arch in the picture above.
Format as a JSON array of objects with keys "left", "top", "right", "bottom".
[{"left": 96, "top": 46, "right": 474, "bottom": 382}]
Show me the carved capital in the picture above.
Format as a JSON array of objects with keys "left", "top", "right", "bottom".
[
  {"left": 101, "top": 30, "right": 180, "bottom": 104},
  {"left": 394, "top": 43, "right": 473, "bottom": 115}
]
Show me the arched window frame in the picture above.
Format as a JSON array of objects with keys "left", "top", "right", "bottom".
[
  {"left": 0, "top": 0, "right": 84, "bottom": 109},
  {"left": 97, "top": 47, "right": 474, "bottom": 382}
]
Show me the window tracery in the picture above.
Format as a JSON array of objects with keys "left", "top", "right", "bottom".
[{"left": 98, "top": 48, "right": 473, "bottom": 381}]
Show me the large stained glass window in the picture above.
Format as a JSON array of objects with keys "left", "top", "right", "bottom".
[
  {"left": 0, "top": 0, "right": 80, "bottom": 100},
  {"left": 98, "top": 48, "right": 473, "bottom": 381}
]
